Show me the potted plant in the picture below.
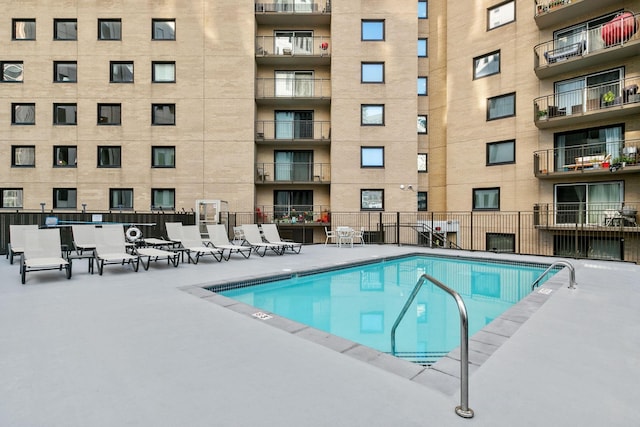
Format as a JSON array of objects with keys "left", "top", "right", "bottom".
[
  {"left": 602, "top": 90, "right": 616, "bottom": 106},
  {"left": 537, "top": 109, "right": 548, "bottom": 120}
]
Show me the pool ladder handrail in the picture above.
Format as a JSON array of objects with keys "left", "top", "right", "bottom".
[
  {"left": 531, "top": 260, "right": 577, "bottom": 291},
  {"left": 390, "top": 274, "right": 474, "bottom": 419}
]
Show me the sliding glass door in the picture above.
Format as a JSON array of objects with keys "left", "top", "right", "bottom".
[
  {"left": 274, "top": 150, "right": 313, "bottom": 181},
  {"left": 275, "top": 110, "right": 313, "bottom": 139}
]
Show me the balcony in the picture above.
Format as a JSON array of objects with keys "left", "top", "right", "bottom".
[
  {"left": 534, "top": 138, "right": 640, "bottom": 178},
  {"left": 255, "top": 78, "right": 331, "bottom": 105},
  {"left": 533, "top": 76, "right": 640, "bottom": 129},
  {"left": 255, "top": 120, "right": 330, "bottom": 144},
  {"left": 534, "top": 12, "right": 640, "bottom": 78},
  {"left": 256, "top": 162, "right": 331, "bottom": 184},
  {"left": 255, "top": 1, "right": 331, "bottom": 26},
  {"left": 534, "top": 0, "right": 623, "bottom": 29},
  {"left": 256, "top": 35, "right": 330, "bottom": 66}
]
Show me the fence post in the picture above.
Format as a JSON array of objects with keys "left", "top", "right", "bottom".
[
  {"left": 470, "top": 211, "right": 474, "bottom": 251},
  {"left": 396, "top": 211, "right": 401, "bottom": 246}
]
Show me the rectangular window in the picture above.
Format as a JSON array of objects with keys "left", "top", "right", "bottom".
[
  {"left": 274, "top": 71, "right": 314, "bottom": 97},
  {"left": 152, "top": 19, "right": 176, "bottom": 40},
  {"left": 152, "top": 104, "right": 176, "bottom": 125},
  {"left": 53, "top": 103, "right": 77, "bottom": 125},
  {"left": 486, "top": 233, "right": 515, "bottom": 253},
  {"left": 418, "top": 76, "right": 428, "bottom": 95},
  {"left": 1, "top": 189, "right": 23, "bottom": 208},
  {"left": 555, "top": 181, "right": 623, "bottom": 225},
  {"left": 54, "top": 61, "right": 77, "bottom": 82},
  {"left": 54, "top": 19, "right": 77, "bottom": 40},
  {"left": 473, "top": 187, "right": 500, "bottom": 210},
  {"left": 361, "top": 62, "right": 384, "bottom": 83},
  {"left": 98, "top": 104, "right": 121, "bottom": 125},
  {"left": 275, "top": 110, "right": 313, "bottom": 139},
  {"left": 361, "top": 104, "right": 384, "bottom": 126},
  {"left": 488, "top": 1, "right": 515, "bottom": 30},
  {"left": 474, "top": 51, "right": 500, "bottom": 79},
  {"left": 418, "top": 191, "right": 428, "bottom": 211},
  {"left": 110, "top": 61, "right": 134, "bottom": 83},
  {"left": 152, "top": 189, "right": 175, "bottom": 210},
  {"left": 553, "top": 125, "right": 622, "bottom": 173},
  {"left": 418, "top": 38, "right": 428, "bottom": 57},
  {"left": 417, "top": 115, "right": 427, "bottom": 134},
  {"left": 1, "top": 61, "right": 23, "bottom": 82},
  {"left": 152, "top": 146, "right": 175, "bottom": 167},
  {"left": 487, "top": 140, "right": 515, "bottom": 165},
  {"left": 98, "top": 146, "right": 121, "bottom": 167},
  {"left": 418, "top": 1, "right": 428, "bottom": 19},
  {"left": 152, "top": 61, "right": 176, "bottom": 83},
  {"left": 418, "top": 153, "right": 428, "bottom": 172},
  {"left": 53, "top": 188, "right": 77, "bottom": 209},
  {"left": 53, "top": 146, "right": 77, "bottom": 167},
  {"left": 274, "top": 190, "right": 313, "bottom": 219},
  {"left": 12, "top": 103, "right": 35, "bottom": 125},
  {"left": 487, "top": 93, "right": 515, "bottom": 120},
  {"left": 274, "top": 151, "right": 313, "bottom": 181},
  {"left": 110, "top": 189, "right": 133, "bottom": 210},
  {"left": 98, "top": 19, "right": 121, "bottom": 40},
  {"left": 361, "top": 147, "right": 384, "bottom": 168},
  {"left": 361, "top": 20, "right": 384, "bottom": 41},
  {"left": 274, "top": 31, "right": 313, "bottom": 56},
  {"left": 361, "top": 189, "right": 384, "bottom": 210},
  {"left": 13, "top": 19, "right": 36, "bottom": 40},
  {"left": 12, "top": 146, "right": 35, "bottom": 167}
]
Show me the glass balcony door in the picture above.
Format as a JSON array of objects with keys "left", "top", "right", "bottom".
[
  {"left": 275, "top": 150, "right": 313, "bottom": 181},
  {"left": 275, "top": 71, "right": 314, "bottom": 97},
  {"left": 275, "top": 111, "right": 313, "bottom": 139},
  {"left": 274, "top": 31, "right": 313, "bottom": 55}
]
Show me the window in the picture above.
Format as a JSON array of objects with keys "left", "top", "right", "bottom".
[
  {"left": 152, "top": 61, "right": 176, "bottom": 83},
  {"left": 152, "top": 104, "right": 176, "bottom": 125},
  {"left": 274, "top": 151, "right": 313, "bottom": 181},
  {"left": 553, "top": 125, "right": 622, "bottom": 173},
  {"left": 418, "top": 77, "right": 428, "bottom": 95},
  {"left": 110, "top": 61, "right": 134, "bottom": 82},
  {"left": 418, "top": 38, "right": 428, "bottom": 57},
  {"left": 12, "top": 146, "right": 35, "bottom": 167},
  {"left": 361, "top": 147, "right": 384, "bottom": 168},
  {"left": 418, "top": 153, "right": 428, "bottom": 172},
  {"left": 474, "top": 51, "right": 500, "bottom": 79},
  {"left": 486, "top": 233, "right": 515, "bottom": 253},
  {"left": 53, "top": 146, "right": 77, "bottom": 167},
  {"left": 13, "top": 19, "right": 36, "bottom": 40},
  {"left": 53, "top": 103, "right": 77, "bottom": 125},
  {"left": 98, "top": 19, "right": 121, "bottom": 40},
  {"left": 487, "top": 140, "right": 515, "bottom": 165},
  {"left": 275, "top": 110, "right": 313, "bottom": 139},
  {"left": 418, "top": 191, "right": 428, "bottom": 211},
  {"left": 361, "top": 105, "right": 384, "bottom": 125},
  {"left": 361, "top": 62, "right": 384, "bottom": 83},
  {"left": 488, "top": 1, "right": 515, "bottom": 30},
  {"left": 361, "top": 189, "right": 384, "bottom": 210},
  {"left": 12, "top": 103, "right": 35, "bottom": 125},
  {"left": 418, "top": 1, "right": 428, "bottom": 19},
  {"left": 553, "top": 68, "right": 623, "bottom": 116},
  {"left": 54, "top": 19, "right": 77, "bottom": 40},
  {"left": 54, "top": 61, "right": 77, "bottom": 82},
  {"left": 487, "top": 93, "right": 515, "bottom": 120},
  {"left": 1, "top": 189, "right": 23, "bottom": 208},
  {"left": 152, "top": 189, "right": 175, "bottom": 210},
  {"left": 362, "top": 20, "right": 384, "bottom": 41},
  {"left": 152, "top": 146, "right": 175, "bottom": 167},
  {"left": 98, "top": 146, "right": 121, "bottom": 167},
  {"left": 555, "top": 181, "right": 623, "bottom": 225},
  {"left": 274, "top": 190, "right": 313, "bottom": 219},
  {"left": 110, "top": 189, "right": 133, "bottom": 210},
  {"left": 98, "top": 104, "right": 121, "bottom": 125},
  {"left": 152, "top": 19, "right": 176, "bottom": 40},
  {"left": 53, "top": 188, "right": 77, "bottom": 209},
  {"left": 417, "top": 115, "right": 427, "bottom": 134},
  {"left": 1, "top": 61, "right": 23, "bottom": 82},
  {"left": 473, "top": 187, "right": 500, "bottom": 210}
]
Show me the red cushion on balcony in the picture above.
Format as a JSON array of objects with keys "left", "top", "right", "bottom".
[{"left": 601, "top": 12, "right": 637, "bottom": 46}]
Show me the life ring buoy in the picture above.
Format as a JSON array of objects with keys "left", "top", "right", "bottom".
[{"left": 126, "top": 226, "right": 142, "bottom": 242}]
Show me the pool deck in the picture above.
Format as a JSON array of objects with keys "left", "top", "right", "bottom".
[{"left": 1, "top": 244, "right": 638, "bottom": 426}]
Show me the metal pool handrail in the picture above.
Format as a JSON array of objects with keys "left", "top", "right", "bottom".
[
  {"left": 390, "top": 274, "right": 474, "bottom": 419},
  {"left": 531, "top": 260, "right": 576, "bottom": 290}
]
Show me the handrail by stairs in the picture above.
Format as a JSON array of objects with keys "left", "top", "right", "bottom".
[
  {"left": 390, "top": 274, "right": 474, "bottom": 419},
  {"left": 531, "top": 260, "right": 577, "bottom": 290}
]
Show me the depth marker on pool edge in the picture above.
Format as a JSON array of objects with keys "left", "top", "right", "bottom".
[{"left": 253, "top": 312, "right": 273, "bottom": 320}]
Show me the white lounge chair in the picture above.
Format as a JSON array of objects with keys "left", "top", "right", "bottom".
[
  {"left": 240, "top": 224, "right": 284, "bottom": 257},
  {"left": 8, "top": 224, "right": 38, "bottom": 265},
  {"left": 164, "top": 222, "right": 184, "bottom": 244},
  {"left": 180, "top": 225, "right": 224, "bottom": 263},
  {"left": 206, "top": 224, "right": 252, "bottom": 260},
  {"left": 94, "top": 226, "right": 140, "bottom": 275},
  {"left": 21, "top": 228, "right": 71, "bottom": 284},
  {"left": 260, "top": 223, "right": 302, "bottom": 254},
  {"left": 71, "top": 224, "right": 97, "bottom": 254},
  {"left": 135, "top": 246, "right": 180, "bottom": 270}
]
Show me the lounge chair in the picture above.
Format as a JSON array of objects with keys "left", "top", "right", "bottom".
[
  {"left": 260, "top": 223, "right": 302, "bottom": 254},
  {"left": 240, "top": 224, "right": 284, "bottom": 256},
  {"left": 165, "top": 222, "right": 184, "bottom": 244},
  {"left": 206, "top": 224, "right": 252, "bottom": 260},
  {"left": 8, "top": 224, "right": 39, "bottom": 265},
  {"left": 71, "top": 224, "right": 97, "bottom": 254},
  {"left": 179, "top": 225, "right": 224, "bottom": 263},
  {"left": 21, "top": 228, "right": 71, "bottom": 284},
  {"left": 135, "top": 246, "right": 180, "bottom": 270},
  {"left": 94, "top": 226, "right": 140, "bottom": 275}
]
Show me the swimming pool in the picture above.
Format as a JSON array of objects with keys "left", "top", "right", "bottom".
[{"left": 213, "top": 255, "right": 555, "bottom": 364}]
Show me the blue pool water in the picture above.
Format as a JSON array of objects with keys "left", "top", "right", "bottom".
[{"left": 218, "top": 255, "right": 554, "bottom": 363}]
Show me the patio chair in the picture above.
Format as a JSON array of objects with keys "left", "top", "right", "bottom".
[
  {"left": 8, "top": 224, "right": 38, "bottom": 265},
  {"left": 179, "top": 225, "right": 224, "bottom": 263},
  {"left": 324, "top": 227, "right": 336, "bottom": 246},
  {"left": 240, "top": 224, "right": 284, "bottom": 256},
  {"left": 260, "top": 223, "right": 302, "bottom": 254},
  {"left": 21, "top": 228, "right": 71, "bottom": 284},
  {"left": 71, "top": 224, "right": 97, "bottom": 254},
  {"left": 94, "top": 226, "right": 141, "bottom": 275},
  {"left": 206, "top": 224, "right": 252, "bottom": 260},
  {"left": 353, "top": 227, "right": 366, "bottom": 246},
  {"left": 232, "top": 226, "right": 246, "bottom": 245}
]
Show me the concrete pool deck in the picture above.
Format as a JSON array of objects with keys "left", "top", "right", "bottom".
[{"left": 0, "top": 244, "right": 638, "bottom": 426}]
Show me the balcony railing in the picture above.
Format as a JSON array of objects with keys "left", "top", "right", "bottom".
[
  {"left": 256, "top": 35, "right": 330, "bottom": 57},
  {"left": 534, "top": 203, "right": 639, "bottom": 228},
  {"left": 256, "top": 162, "right": 331, "bottom": 183},
  {"left": 255, "top": 1, "right": 330, "bottom": 13},
  {"left": 534, "top": 138, "right": 640, "bottom": 177},
  {"left": 534, "top": 0, "right": 622, "bottom": 29},
  {"left": 255, "top": 120, "right": 330, "bottom": 142},
  {"left": 255, "top": 77, "right": 331, "bottom": 101}
]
